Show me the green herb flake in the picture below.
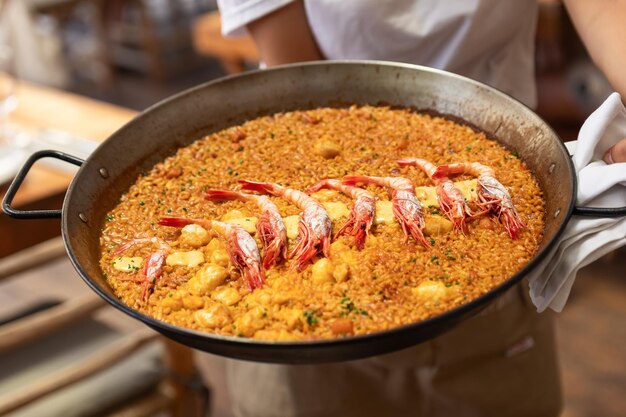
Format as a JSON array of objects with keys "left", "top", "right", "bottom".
[
  {"left": 431, "top": 209, "right": 440, "bottom": 215},
  {"left": 105, "top": 213, "right": 114, "bottom": 222},
  {"left": 511, "top": 150, "right": 519, "bottom": 158},
  {"left": 429, "top": 237, "right": 436, "bottom": 246},
  {"left": 227, "top": 166, "right": 234, "bottom": 175},
  {"left": 430, "top": 255, "right": 439, "bottom": 265},
  {"left": 466, "top": 146, "right": 472, "bottom": 151},
  {"left": 303, "top": 310, "right": 319, "bottom": 326},
  {"left": 409, "top": 257, "right": 417, "bottom": 263},
  {"left": 139, "top": 201, "right": 145, "bottom": 206},
  {"left": 166, "top": 208, "right": 172, "bottom": 213}
]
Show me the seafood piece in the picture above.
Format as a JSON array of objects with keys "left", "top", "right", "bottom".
[
  {"left": 159, "top": 217, "right": 265, "bottom": 290},
  {"left": 307, "top": 179, "right": 376, "bottom": 250},
  {"left": 398, "top": 158, "right": 472, "bottom": 231},
  {"left": 433, "top": 162, "right": 524, "bottom": 238},
  {"left": 239, "top": 180, "right": 331, "bottom": 270},
  {"left": 342, "top": 175, "right": 429, "bottom": 246},
  {"left": 205, "top": 189, "right": 287, "bottom": 269},
  {"left": 114, "top": 237, "right": 170, "bottom": 302}
]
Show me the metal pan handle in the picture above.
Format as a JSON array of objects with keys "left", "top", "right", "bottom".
[
  {"left": 2, "top": 150, "right": 84, "bottom": 219},
  {"left": 573, "top": 205, "right": 626, "bottom": 217}
]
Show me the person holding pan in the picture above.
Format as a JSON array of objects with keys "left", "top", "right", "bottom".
[{"left": 215, "top": 1, "right": 626, "bottom": 416}]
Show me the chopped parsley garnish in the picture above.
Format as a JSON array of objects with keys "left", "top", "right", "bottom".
[
  {"left": 139, "top": 201, "right": 145, "bottom": 206},
  {"left": 444, "top": 249, "right": 457, "bottom": 260},
  {"left": 409, "top": 257, "right": 417, "bottom": 263},
  {"left": 340, "top": 296, "right": 368, "bottom": 316},
  {"left": 466, "top": 146, "right": 472, "bottom": 151},
  {"left": 430, "top": 208, "right": 440, "bottom": 215},
  {"left": 303, "top": 310, "right": 319, "bottom": 326},
  {"left": 105, "top": 214, "right": 114, "bottom": 221},
  {"left": 430, "top": 255, "right": 439, "bottom": 265},
  {"left": 429, "top": 237, "right": 436, "bottom": 246}
]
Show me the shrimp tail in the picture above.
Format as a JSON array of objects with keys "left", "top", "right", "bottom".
[
  {"left": 396, "top": 158, "right": 415, "bottom": 167},
  {"left": 306, "top": 179, "right": 330, "bottom": 194},
  {"left": 342, "top": 175, "right": 371, "bottom": 186},
  {"left": 239, "top": 180, "right": 280, "bottom": 196},
  {"left": 159, "top": 217, "right": 195, "bottom": 228},
  {"left": 204, "top": 189, "right": 243, "bottom": 202},
  {"left": 159, "top": 216, "right": 214, "bottom": 230},
  {"left": 432, "top": 165, "right": 461, "bottom": 180},
  {"left": 114, "top": 239, "right": 141, "bottom": 255}
]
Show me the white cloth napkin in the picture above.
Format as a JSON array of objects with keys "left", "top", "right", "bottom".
[{"left": 528, "top": 92, "right": 626, "bottom": 312}]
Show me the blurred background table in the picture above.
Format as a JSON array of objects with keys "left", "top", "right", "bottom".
[{"left": 0, "top": 80, "right": 136, "bottom": 258}]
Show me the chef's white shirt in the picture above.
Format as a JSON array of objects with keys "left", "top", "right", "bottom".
[{"left": 217, "top": 0, "right": 538, "bottom": 108}]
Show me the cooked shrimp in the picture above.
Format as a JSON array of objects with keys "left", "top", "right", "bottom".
[
  {"left": 342, "top": 175, "right": 429, "bottom": 246},
  {"left": 397, "top": 158, "right": 472, "bottom": 231},
  {"left": 114, "top": 237, "right": 170, "bottom": 302},
  {"left": 433, "top": 162, "right": 524, "bottom": 239},
  {"left": 205, "top": 189, "right": 287, "bottom": 269},
  {"left": 239, "top": 180, "right": 331, "bottom": 270},
  {"left": 159, "top": 217, "right": 265, "bottom": 290},
  {"left": 307, "top": 179, "right": 376, "bottom": 250}
]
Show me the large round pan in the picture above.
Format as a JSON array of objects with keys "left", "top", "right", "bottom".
[{"left": 4, "top": 61, "right": 625, "bottom": 363}]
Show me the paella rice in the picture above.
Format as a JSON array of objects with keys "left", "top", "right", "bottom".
[{"left": 99, "top": 105, "right": 545, "bottom": 340}]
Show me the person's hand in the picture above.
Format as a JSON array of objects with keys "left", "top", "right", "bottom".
[{"left": 603, "top": 138, "right": 626, "bottom": 163}]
